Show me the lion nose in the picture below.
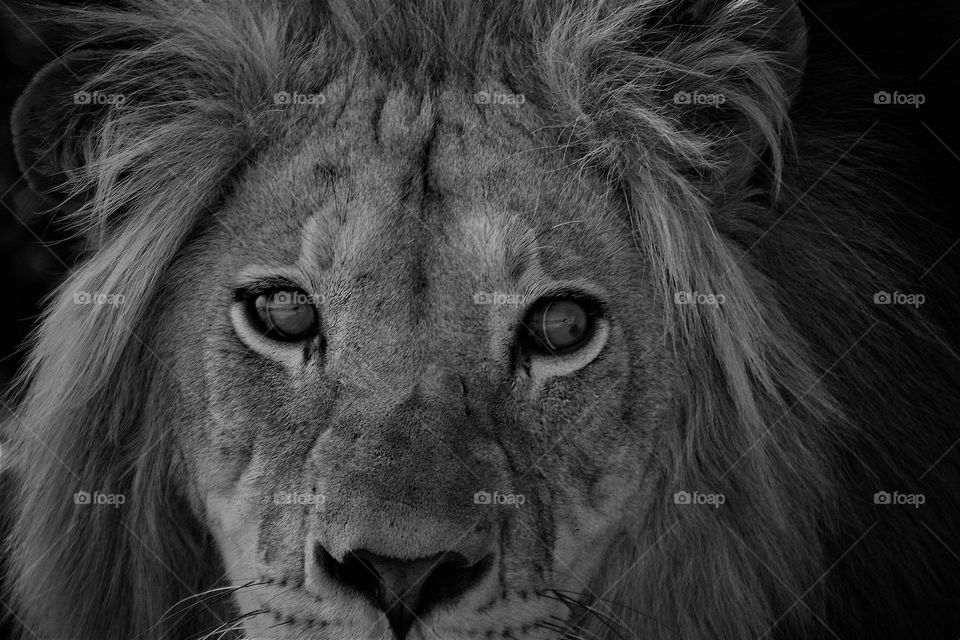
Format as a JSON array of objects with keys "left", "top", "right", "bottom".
[{"left": 314, "top": 544, "right": 492, "bottom": 638}]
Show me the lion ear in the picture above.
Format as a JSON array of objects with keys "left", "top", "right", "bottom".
[
  {"left": 651, "top": 0, "right": 808, "bottom": 190},
  {"left": 11, "top": 50, "right": 117, "bottom": 202}
]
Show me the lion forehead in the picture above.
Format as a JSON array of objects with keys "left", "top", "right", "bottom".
[{"left": 220, "top": 79, "right": 628, "bottom": 301}]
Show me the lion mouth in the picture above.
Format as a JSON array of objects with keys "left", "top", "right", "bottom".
[{"left": 315, "top": 545, "right": 494, "bottom": 637}]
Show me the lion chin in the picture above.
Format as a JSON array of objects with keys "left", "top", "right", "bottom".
[{"left": 3, "top": 1, "right": 960, "bottom": 640}]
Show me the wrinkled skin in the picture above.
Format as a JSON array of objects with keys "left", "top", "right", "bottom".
[{"left": 164, "top": 76, "right": 673, "bottom": 640}]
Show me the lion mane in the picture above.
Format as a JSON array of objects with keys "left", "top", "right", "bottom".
[{"left": 2, "top": 1, "right": 959, "bottom": 639}]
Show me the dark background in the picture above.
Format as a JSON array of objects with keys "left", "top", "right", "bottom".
[{"left": 0, "top": 0, "right": 958, "bottom": 391}]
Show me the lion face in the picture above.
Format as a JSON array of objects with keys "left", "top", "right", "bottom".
[
  {"left": 168, "top": 78, "right": 671, "bottom": 639},
  {"left": 30, "top": 2, "right": 960, "bottom": 640}
]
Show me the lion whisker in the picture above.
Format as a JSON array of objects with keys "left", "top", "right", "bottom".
[
  {"left": 535, "top": 615, "right": 603, "bottom": 640},
  {"left": 541, "top": 589, "right": 636, "bottom": 640},
  {"left": 548, "top": 587, "right": 676, "bottom": 631},
  {"left": 156, "top": 579, "right": 271, "bottom": 631},
  {"left": 190, "top": 608, "right": 268, "bottom": 640}
]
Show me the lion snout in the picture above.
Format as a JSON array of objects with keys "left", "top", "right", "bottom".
[
  {"left": 295, "top": 366, "right": 507, "bottom": 632},
  {"left": 307, "top": 544, "right": 495, "bottom": 638}
]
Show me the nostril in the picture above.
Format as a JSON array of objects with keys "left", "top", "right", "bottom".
[
  {"left": 314, "top": 544, "right": 492, "bottom": 638},
  {"left": 313, "top": 544, "right": 377, "bottom": 598},
  {"left": 418, "top": 552, "right": 491, "bottom": 605}
]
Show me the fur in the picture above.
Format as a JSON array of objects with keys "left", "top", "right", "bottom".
[{"left": 3, "top": 1, "right": 959, "bottom": 639}]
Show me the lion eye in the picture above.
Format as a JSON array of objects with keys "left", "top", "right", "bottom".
[
  {"left": 247, "top": 289, "right": 318, "bottom": 341},
  {"left": 520, "top": 298, "right": 594, "bottom": 354}
]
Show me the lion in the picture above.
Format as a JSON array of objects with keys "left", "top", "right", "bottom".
[{"left": 2, "top": 0, "right": 959, "bottom": 639}]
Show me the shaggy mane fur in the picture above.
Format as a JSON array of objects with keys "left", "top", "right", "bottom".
[{"left": 3, "top": 1, "right": 959, "bottom": 639}]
